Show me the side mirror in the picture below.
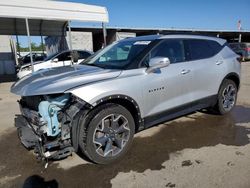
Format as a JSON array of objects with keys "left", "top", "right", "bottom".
[
  {"left": 72, "top": 51, "right": 79, "bottom": 63},
  {"left": 146, "top": 57, "right": 170, "bottom": 73},
  {"left": 52, "top": 58, "right": 59, "bottom": 63}
]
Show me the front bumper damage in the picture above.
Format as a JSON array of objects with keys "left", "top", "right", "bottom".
[
  {"left": 15, "top": 115, "right": 74, "bottom": 160},
  {"left": 15, "top": 94, "right": 89, "bottom": 161}
]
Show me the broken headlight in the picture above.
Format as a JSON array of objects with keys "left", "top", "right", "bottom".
[{"left": 21, "top": 66, "right": 32, "bottom": 71}]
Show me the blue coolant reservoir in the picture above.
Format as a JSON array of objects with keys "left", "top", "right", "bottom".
[{"left": 38, "top": 94, "right": 70, "bottom": 136}]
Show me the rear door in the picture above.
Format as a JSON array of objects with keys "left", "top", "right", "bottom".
[{"left": 184, "top": 39, "right": 225, "bottom": 101}]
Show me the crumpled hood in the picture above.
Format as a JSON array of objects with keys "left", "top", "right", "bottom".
[{"left": 11, "top": 65, "right": 122, "bottom": 96}]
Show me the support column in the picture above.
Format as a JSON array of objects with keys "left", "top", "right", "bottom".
[
  {"left": 68, "top": 21, "right": 73, "bottom": 51},
  {"left": 25, "top": 18, "right": 34, "bottom": 73},
  {"left": 102, "top": 22, "right": 107, "bottom": 47},
  {"left": 239, "top": 34, "right": 242, "bottom": 43},
  {"left": 40, "top": 36, "right": 44, "bottom": 54},
  {"left": 68, "top": 21, "right": 75, "bottom": 68},
  {"left": 12, "top": 36, "right": 18, "bottom": 66},
  {"left": 14, "top": 19, "right": 20, "bottom": 56},
  {"left": 40, "top": 20, "right": 45, "bottom": 54},
  {"left": 15, "top": 35, "right": 20, "bottom": 66}
]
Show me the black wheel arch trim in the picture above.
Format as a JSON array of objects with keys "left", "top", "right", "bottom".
[
  {"left": 72, "top": 94, "right": 144, "bottom": 152},
  {"left": 219, "top": 72, "right": 240, "bottom": 93},
  {"left": 93, "top": 94, "right": 144, "bottom": 131}
]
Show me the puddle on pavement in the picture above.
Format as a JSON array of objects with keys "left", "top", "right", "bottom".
[{"left": 0, "top": 105, "right": 249, "bottom": 188}]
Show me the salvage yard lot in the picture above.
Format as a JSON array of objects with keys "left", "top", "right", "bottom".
[{"left": 0, "top": 63, "right": 250, "bottom": 188}]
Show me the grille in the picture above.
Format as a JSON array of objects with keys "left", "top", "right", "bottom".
[{"left": 20, "top": 96, "right": 43, "bottom": 111}]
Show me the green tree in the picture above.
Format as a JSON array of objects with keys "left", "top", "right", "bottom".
[
  {"left": 16, "top": 41, "right": 21, "bottom": 53},
  {"left": 31, "top": 42, "right": 37, "bottom": 50},
  {"left": 16, "top": 42, "right": 45, "bottom": 52}
]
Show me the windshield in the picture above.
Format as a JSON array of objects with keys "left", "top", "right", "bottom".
[
  {"left": 43, "top": 51, "right": 61, "bottom": 61},
  {"left": 81, "top": 40, "right": 151, "bottom": 69}
]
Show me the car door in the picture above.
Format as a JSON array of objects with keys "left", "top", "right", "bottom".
[
  {"left": 142, "top": 39, "right": 194, "bottom": 117},
  {"left": 184, "top": 39, "right": 226, "bottom": 101}
]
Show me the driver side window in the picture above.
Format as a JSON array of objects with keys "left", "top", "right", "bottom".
[
  {"left": 143, "top": 39, "right": 186, "bottom": 66},
  {"left": 57, "top": 52, "right": 71, "bottom": 62}
]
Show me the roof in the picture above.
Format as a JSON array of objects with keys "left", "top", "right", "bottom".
[
  {"left": 159, "top": 34, "right": 226, "bottom": 44},
  {"left": 125, "top": 35, "right": 161, "bottom": 41},
  {"left": 124, "top": 34, "right": 226, "bottom": 45},
  {"left": 0, "top": 0, "right": 109, "bottom": 35}
]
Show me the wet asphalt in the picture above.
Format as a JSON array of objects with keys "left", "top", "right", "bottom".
[{"left": 0, "top": 105, "right": 249, "bottom": 188}]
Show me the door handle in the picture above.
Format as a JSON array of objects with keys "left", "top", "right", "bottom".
[
  {"left": 181, "top": 69, "right": 190, "bottom": 75},
  {"left": 216, "top": 60, "right": 224, "bottom": 65}
]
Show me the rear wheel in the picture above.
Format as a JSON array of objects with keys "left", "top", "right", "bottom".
[
  {"left": 79, "top": 103, "right": 135, "bottom": 164},
  {"left": 214, "top": 79, "right": 238, "bottom": 115}
]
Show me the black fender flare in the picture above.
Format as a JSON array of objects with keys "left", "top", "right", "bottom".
[
  {"left": 72, "top": 94, "right": 144, "bottom": 151},
  {"left": 94, "top": 94, "right": 143, "bottom": 126},
  {"left": 218, "top": 72, "right": 240, "bottom": 94}
]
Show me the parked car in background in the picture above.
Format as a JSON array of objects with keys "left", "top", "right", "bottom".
[
  {"left": 229, "top": 43, "right": 250, "bottom": 61},
  {"left": 17, "top": 50, "right": 93, "bottom": 79},
  {"left": 18, "top": 52, "right": 47, "bottom": 66},
  {"left": 11, "top": 35, "right": 241, "bottom": 164}
]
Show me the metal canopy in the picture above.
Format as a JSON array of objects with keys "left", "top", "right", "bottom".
[
  {"left": 0, "top": 0, "right": 109, "bottom": 22},
  {"left": 0, "top": 0, "right": 109, "bottom": 36},
  {"left": 0, "top": 0, "right": 109, "bottom": 73}
]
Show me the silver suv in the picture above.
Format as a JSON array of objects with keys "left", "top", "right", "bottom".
[{"left": 11, "top": 35, "right": 241, "bottom": 164}]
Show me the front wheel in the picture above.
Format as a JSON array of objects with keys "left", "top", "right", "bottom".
[
  {"left": 79, "top": 104, "right": 135, "bottom": 164},
  {"left": 214, "top": 79, "right": 238, "bottom": 115}
]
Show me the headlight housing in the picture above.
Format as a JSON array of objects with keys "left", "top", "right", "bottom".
[{"left": 22, "top": 66, "right": 32, "bottom": 71}]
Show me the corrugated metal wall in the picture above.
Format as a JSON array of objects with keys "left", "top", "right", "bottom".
[
  {"left": 45, "top": 31, "right": 93, "bottom": 55},
  {"left": 66, "top": 31, "right": 93, "bottom": 52},
  {"left": 0, "top": 35, "right": 15, "bottom": 75}
]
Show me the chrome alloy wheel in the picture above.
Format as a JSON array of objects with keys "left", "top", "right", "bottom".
[
  {"left": 93, "top": 114, "right": 130, "bottom": 157},
  {"left": 222, "top": 84, "right": 236, "bottom": 111}
]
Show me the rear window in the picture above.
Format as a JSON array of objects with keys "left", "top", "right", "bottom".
[
  {"left": 207, "top": 40, "right": 223, "bottom": 54},
  {"left": 186, "top": 39, "right": 221, "bottom": 60}
]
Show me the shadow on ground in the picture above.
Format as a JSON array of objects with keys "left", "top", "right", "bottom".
[
  {"left": 22, "top": 175, "right": 58, "bottom": 188},
  {"left": 0, "top": 105, "right": 249, "bottom": 188}
]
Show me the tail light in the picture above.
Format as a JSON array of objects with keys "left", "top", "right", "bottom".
[
  {"left": 245, "top": 47, "right": 250, "bottom": 52},
  {"left": 236, "top": 56, "right": 242, "bottom": 63}
]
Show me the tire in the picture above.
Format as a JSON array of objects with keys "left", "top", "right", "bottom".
[
  {"left": 78, "top": 103, "right": 135, "bottom": 164},
  {"left": 214, "top": 79, "right": 238, "bottom": 115}
]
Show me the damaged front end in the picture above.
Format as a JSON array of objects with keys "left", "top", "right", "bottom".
[{"left": 15, "top": 93, "right": 90, "bottom": 161}]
